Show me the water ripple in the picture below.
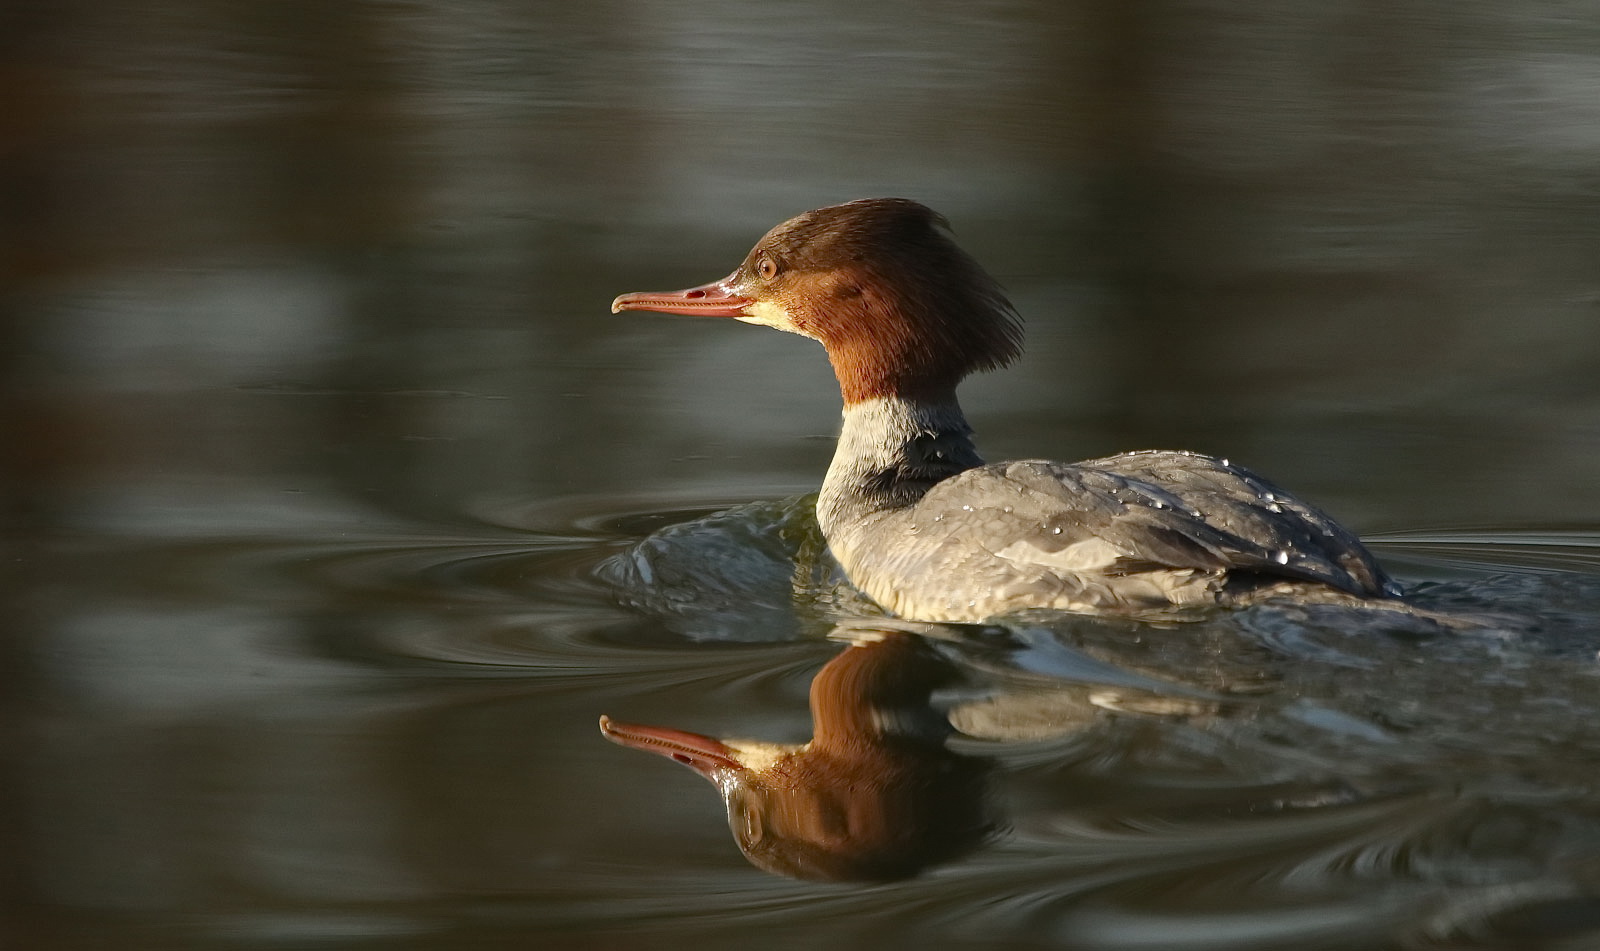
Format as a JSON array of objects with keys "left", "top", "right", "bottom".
[
  {"left": 61, "top": 497, "right": 1600, "bottom": 948},
  {"left": 1370, "top": 527, "right": 1600, "bottom": 577}
]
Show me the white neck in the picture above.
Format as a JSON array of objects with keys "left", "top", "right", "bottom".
[{"left": 816, "top": 395, "right": 982, "bottom": 535}]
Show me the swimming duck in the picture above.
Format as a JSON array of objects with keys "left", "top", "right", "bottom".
[{"left": 613, "top": 198, "right": 1396, "bottom": 622}]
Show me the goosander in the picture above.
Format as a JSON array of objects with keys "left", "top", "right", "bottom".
[{"left": 612, "top": 198, "right": 1397, "bottom": 622}]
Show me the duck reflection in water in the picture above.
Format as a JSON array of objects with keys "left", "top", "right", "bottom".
[{"left": 599, "top": 630, "right": 996, "bottom": 882}]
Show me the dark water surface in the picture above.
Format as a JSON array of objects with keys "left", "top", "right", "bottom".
[{"left": 6, "top": 3, "right": 1600, "bottom": 949}]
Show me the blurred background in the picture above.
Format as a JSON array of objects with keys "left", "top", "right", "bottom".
[{"left": 3, "top": 1, "right": 1599, "bottom": 949}]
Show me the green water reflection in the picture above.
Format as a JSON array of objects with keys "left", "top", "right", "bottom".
[{"left": 5, "top": 2, "right": 1600, "bottom": 949}]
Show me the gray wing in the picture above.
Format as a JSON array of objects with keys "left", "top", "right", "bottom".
[{"left": 919, "top": 450, "right": 1392, "bottom": 599}]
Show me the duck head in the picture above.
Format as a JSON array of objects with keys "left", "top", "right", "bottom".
[
  {"left": 612, "top": 198, "right": 1023, "bottom": 404},
  {"left": 599, "top": 631, "right": 995, "bottom": 881}
]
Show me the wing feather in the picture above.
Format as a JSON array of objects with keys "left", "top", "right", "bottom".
[{"left": 914, "top": 451, "right": 1388, "bottom": 599}]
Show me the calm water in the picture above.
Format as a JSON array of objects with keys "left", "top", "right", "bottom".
[{"left": 6, "top": 3, "right": 1600, "bottom": 949}]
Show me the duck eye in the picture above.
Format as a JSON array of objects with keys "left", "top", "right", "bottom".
[{"left": 756, "top": 256, "right": 779, "bottom": 280}]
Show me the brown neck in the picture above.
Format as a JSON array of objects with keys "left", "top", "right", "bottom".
[
  {"left": 808, "top": 634, "right": 954, "bottom": 754},
  {"left": 826, "top": 338, "right": 964, "bottom": 406}
]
